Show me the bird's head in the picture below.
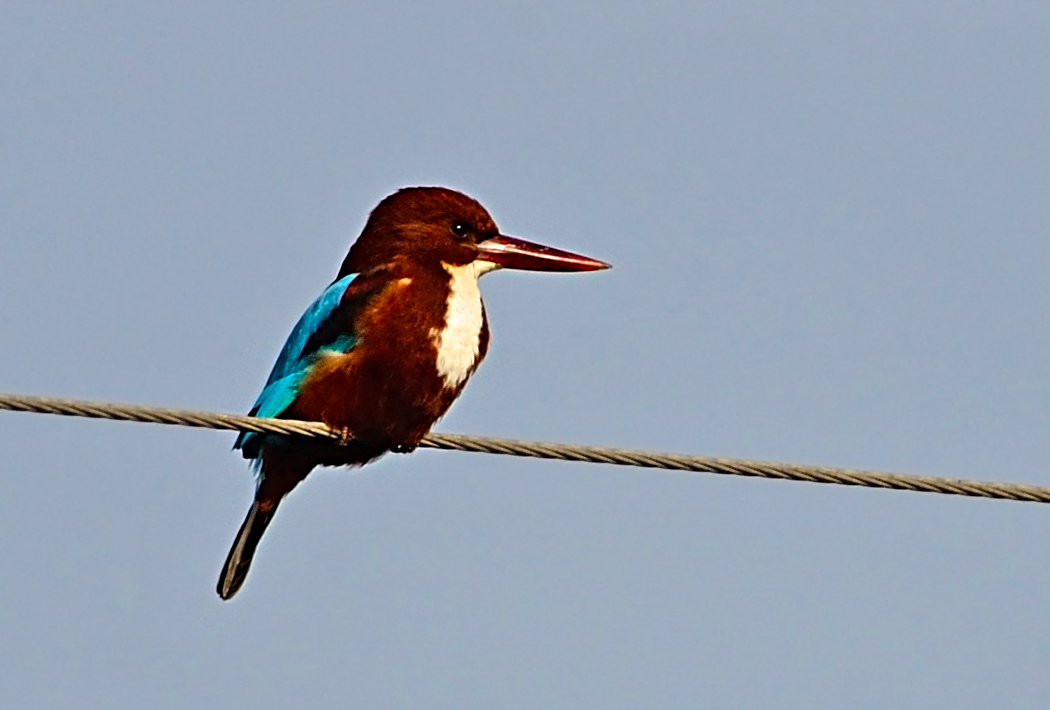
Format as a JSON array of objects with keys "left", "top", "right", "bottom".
[{"left": 339, "top": 187, "right": 610, "bottom": 277}]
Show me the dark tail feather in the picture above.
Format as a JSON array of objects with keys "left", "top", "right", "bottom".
[{"left": 217, "top": 499, "right": 280, "bottom": 600}]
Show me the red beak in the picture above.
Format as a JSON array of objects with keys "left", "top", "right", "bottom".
[{"left": 476, "top": 235, "right": 611, "bottom": 272}]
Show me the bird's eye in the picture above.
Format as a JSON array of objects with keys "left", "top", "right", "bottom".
[{"left": 450, "top": 220, "right": 470, "bottom": 239}]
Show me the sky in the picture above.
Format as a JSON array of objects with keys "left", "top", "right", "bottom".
[{"left": 2, "top": 2, "right": 1050, "bottom": 708}]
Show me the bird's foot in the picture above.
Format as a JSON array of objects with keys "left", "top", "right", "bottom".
[
  {"left": 391, "top": 443, "right": 417, "bottom": 454},
  {"left": 335, "top": 427, "right": 355, "bottom": 446}
]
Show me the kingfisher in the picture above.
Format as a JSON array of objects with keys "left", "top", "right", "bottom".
[{"left": 218, "top": 186, "right": 609, "bottom": 599}]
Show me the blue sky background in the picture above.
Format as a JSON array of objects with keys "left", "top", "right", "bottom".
[{"left": 3, "top": 3, "right": 1050, "bottom": 707}]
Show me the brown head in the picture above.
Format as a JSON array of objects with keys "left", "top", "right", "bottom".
[{"left": 338, "top": 186, "right": 610, "bottom": 277}]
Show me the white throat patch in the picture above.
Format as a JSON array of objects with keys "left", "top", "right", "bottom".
[{"left": 431, "top": 260, "right": 499, "bottom": 389}]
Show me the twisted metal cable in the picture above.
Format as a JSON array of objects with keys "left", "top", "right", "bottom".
[{"left": 2, "top": 391, "right": 1049, "bottom": 504}]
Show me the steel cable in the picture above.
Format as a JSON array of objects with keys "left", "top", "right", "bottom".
[{"left": 2, "top": 392, "right": 1048, "bottom": 504}]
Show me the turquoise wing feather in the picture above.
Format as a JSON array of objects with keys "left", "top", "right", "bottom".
[{"left": 236, "top": 273, "right": 359, "bottom": 456}]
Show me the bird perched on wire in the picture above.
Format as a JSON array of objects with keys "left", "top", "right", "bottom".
[{"left": 218, "top": 186, "right": 610, "bottom": 599}]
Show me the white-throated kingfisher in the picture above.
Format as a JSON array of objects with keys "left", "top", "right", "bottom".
[{"left": 218, "top": 187, "right": 609, "bottom": 599}]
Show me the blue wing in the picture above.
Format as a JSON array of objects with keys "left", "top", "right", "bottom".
[{"left": 236, "top": 273, "right": 360, "bottom": 456}]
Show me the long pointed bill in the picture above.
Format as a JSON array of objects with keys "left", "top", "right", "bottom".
[{"left": 476, "top": 234, "right": 611, "bottom": 272}]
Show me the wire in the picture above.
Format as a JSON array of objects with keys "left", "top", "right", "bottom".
[{"left": 1, "top": 391, "right": 1048, "bottom": 504}]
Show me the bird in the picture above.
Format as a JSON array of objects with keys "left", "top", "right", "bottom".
[{"left": 218, "top": 186, "right": 610, "bottom": 599}]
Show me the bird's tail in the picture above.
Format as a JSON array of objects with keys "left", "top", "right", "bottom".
[{"left": 217, "top": 498, "right": 281, "bottom": 600}]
